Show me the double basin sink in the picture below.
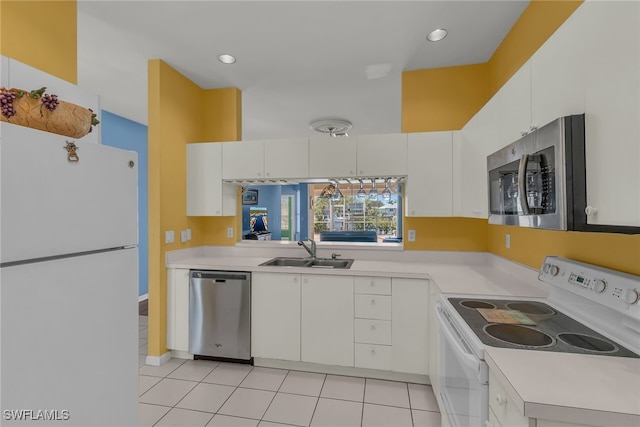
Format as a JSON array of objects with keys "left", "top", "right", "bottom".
[{"left": 260, "top": 257, "right": 354, "bottom": 269}]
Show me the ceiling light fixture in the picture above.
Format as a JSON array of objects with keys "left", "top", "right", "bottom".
[
  {"left": 309, "top": 119, "right": 352, "bottom": 137},
  {"left": 218, "top": 54, "right": 236, "bottom": 64},
  {"left": 427, "top": 28, "right": 448, "bottom": 42}
]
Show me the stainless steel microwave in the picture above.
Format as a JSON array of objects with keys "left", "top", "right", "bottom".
[{"left": 487, "top": 114, "right": 585, "bottom": 230}]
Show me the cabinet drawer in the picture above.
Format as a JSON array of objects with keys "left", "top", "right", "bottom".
[
  {"left": 355, "top": 319, "right": 391, "bottom": 345},
  {"left": 355, "top": 295, "right": 391, "bottom": 320},
  {"left": 354, "top": 277, "right": 391, "bottom": 295},
  {"left": 355, "top": 343, "right": 392, "bottom": 370},
  {"left": 489, "top": 372, "right": 530, "bottom": 427}
]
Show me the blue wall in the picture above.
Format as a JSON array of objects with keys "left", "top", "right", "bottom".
[{"left": 101, "top": 111, "right": 149, "bottom": 298}]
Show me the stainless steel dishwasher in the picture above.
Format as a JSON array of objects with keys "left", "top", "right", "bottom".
[{"left": 189, "top": 270, "right": 252, "bottom": 362}]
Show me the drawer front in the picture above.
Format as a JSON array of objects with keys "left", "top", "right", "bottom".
[
  {"left": 489, "top": 372, "right": 530, "bottom": 427},
  {"left": 354, "top": 295, "right": 392, "bottom": 320},
  {"left": 354, "top": 343, "right": 392, "bottom": 370},
  {"left": 354, "top": 276, "right": 391, "bottom": 295},
  {"left": 354, "top": 319, "right": 392, "bottom": 345}
]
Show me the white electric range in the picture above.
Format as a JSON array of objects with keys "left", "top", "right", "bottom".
[{"left": 436, "top": 256, "right": 640, "bottom": 427}]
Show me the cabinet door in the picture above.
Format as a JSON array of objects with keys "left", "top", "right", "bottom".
[
  {"left": 582, "top": 1, "right": 640, "bottom": 226},
  {"left": 264, "top": 138, "right": 309, "bottom": 179},
  {"left": 309, "top": 135, "right": 357, "bottom": 178},
  {"left": 187, "top": 143, "right": 238, "bottom": 216},
  {"left": 406, "top": 132, "right": 453, "bottom": 217},
  {"left": 455, "top": 114, "right": 488, "bottom": 218},
  {"left": 221, "top": 140, "right": 264, "bottom": 179},
  {"left": 496, "top": 61, "right": 532, "bottom": 147},
  {"left": 392, "top": 278, "right": 429, "bottom": 375},
  {"left": 167, "top": 268, "right": 190, "bottom": 352},
  {"left": 251, "top": 272, "right": 301, "bottom": 361},
  {"left": 357, "top": 133, "right": 408, "bottom": 176},
  {"left": 301, "top": 275, "right": 354, "bottom": 367}
]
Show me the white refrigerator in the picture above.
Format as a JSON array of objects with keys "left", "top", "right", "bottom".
[{"left": 0, "top": 123, "right": 139, "bottom": 426}]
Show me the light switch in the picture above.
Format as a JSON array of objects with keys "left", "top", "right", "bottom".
[
  {"left": 227, "top": 227, "right": 234, "bottom": 238},
  {"left": 186, "top": 228, "right": 192, "bottom": 241},
  {"left": 506, "top": 233, "right": 511, "bottom": 249},
  {"left": 408, "top": 229, "right": 416, "bottom": 242},
  {"left": 165, "top": 230, "right": 174, "bottom": 244},
  {"left": 180, "top": 230, "right": 187, "bottom": 243}
]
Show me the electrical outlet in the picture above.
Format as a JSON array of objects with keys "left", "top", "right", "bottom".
[
  {"left": 180, "top": 230, "right": 187, "bottom": 243},
  {"left": 506, "top": 233, "right": 511, "bottom": 249},
  {"left": 186, "top": 228, "right": 192, "bottom": 241},
  {"left": 408, "top": 229, "right": 416, "bottom": 242},
  {"left": 227, "top": 227, "right": 234, "bottom": 238},
  {"left": 165, "top": 230, "right": 174, "bottom": 244}
]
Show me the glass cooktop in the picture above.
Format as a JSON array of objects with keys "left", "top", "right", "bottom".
[{"left": 448, "top": 297, "right": 639, "bottom": 358}]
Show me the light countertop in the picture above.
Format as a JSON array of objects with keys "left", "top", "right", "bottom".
[{"left": 486, "top": 348, "right": 640, "bottom": 426}]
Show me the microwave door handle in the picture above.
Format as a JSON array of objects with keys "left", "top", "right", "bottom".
[{"left": 518, "top": 154, "right": 530, "bottom": 214}]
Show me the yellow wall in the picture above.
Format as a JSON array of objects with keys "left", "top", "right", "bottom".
[
  {"left": 403, "top": 218, "right": 488, "bottom": 252},
  {"left": 0, "top": 0, "right": 77, "bottom": 84},
  {"left": 147, "top": 60, "right": 242, "bottom": 357}
]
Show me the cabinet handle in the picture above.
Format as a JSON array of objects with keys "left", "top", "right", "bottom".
[
  {"left": 370, "top": 281, "right": 375, "bottom": 287},
  {"left": 303, "top": 278, "right": 308, "bottom": 284},
  {"left": 370, "top": 299, "right": 376, "bottom": 305},
  {"left": 350, "top": 170, "right": 354, "bottom": 175},
  {"left": 495, "top": 393, "right": 507, "bottom": 406},
  {"left": 371, "top": 348, "right": 376, "bottom": 355},
  {"left": 257, "top": 172, "right": 262, "bottom": 177},
  {"left": 359, "top": 170, "right": 364, "bottom": 174},
  {"left": 266, "top": 172, "right": 270, "bottom": 177},
  {"left": 370, "top": 324, "right": 376, "bottom": 330},
  {"left": 585, "top": 205, "right": 598, "bottom": 216},
  {"left": 293, "top": 277, "right": 298, "bottom": 283}
]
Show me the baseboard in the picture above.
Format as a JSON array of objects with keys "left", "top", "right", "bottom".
[
  {"left": 253, "top": 358, "right": 430, "bottom": 385},
  {"left": 171, "top": 350, "right": 194, "bottom": 360},
  {"left": 138, "top": 293, "right": 149, "bottom": 302},
  {"left": 145, "top": 351, "right": 172, "bottom": 366}
]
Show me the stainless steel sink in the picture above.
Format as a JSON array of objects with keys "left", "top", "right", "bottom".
[{"left": 259, "top": 257, "right": 354, "bottom": 269}]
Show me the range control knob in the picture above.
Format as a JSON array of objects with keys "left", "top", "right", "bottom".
[
  {"left": 623, "top": 289, "right": 640, "bottom": 305},
  {"left": 547, "top": 264, "right": 560, "bottom": 276},
  {"left": 592, "top": 279, "right": 607, "bottom": 294}
]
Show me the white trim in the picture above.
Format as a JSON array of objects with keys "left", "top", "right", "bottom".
[
  {"left": 145, "top": 351, "right": 172, "bottom": 367},
  {"left": 138, "top": 293, "right": 149, "bottom": 302},
  {"left": 171, "top": 350, "right": 194, "bottom": 360}
]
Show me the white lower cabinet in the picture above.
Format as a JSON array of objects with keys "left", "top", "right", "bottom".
[
  {"left": 251, "top": 272, "right": 301, "bottom": 361},
  {"left": 166, "top": 268, "right": 190, "bottom": 352},
  {"left": 392, "top": 278, "right": 430, "bottom": 375},
  {"left": 301, "top": 275, "right": 354, "bottom": 367}
]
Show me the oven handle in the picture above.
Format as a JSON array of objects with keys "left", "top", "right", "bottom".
[
  {"left": 518, "top": 153, "right": 530, "bottom": 214},
  {"left": 436, "top": 304, "right": 484, "bottom": 375}
]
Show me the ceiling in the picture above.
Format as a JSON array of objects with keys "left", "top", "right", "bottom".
[{"left": 77, "top": 1, "right": 529, "bottom": 140}]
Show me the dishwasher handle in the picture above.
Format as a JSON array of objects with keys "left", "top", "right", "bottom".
[{"left": 190, "top": 270, "right": 250, "bottom": 281}]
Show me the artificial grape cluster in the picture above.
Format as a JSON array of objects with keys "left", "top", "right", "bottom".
[
  {"left": 1, "top": 89, "right": 17, "bottom": 118},
  {"left": 41, "top": 93, "right": 59, "bottom": 112}
]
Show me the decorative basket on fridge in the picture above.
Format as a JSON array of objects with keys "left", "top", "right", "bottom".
[{"left": 0, "top": 87, "right": 99, "bottom": 138}]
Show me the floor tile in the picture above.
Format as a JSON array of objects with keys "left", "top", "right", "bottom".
[
  {"left": 139, "top": 338, "right": 148, "bottom": 347},
  {"left": 257, "top": 422, "right": 294, "bottom": 427},
  {"left": 240, "top": 367, "right": 288, "bottom": 391},
  {"left": 139, "top": 375, "right": 162, "bottom": 396},
  {"left": 176, "top": 382, "right": 236, "bottom": 413},
  {"left": 169, "top": 359, "right": 219, "bottom": 381},
  {"left": 279, "top": 371, "right": 326, "bottom": 397},
  {"left": 311, "top": 398, "right": 363, "bottom": 427},
  {"left": 203, "top": 362, "right": 253, "bottom": 386},
  {"left": 139, "top": 343, "right": 148, "bottom": 355},
  {"left": 206, "top": 414, "right": 259, "bottom": 427},
  {"left": 262, "top": 393, "right": 318, "bottom": 426},
  {"left": 408, "top": 384, "right": 439, "bottom": 412},
  {"left": 139, "top": 403, "right": 170, "bottom": 427},
  {"left": 364, "top": 378, "right": 410, "bottom": 408},
  {"left": 139, "top": 358, "right": 185, "bottom": 378},
  {"left": 320, "top": 375, "right": 365, "bottom": 402},
  {"left": 139, "top": 315, "right": 148, "bottom": 326},
  {"left": 361, "top": 403, "right": 412, "bottom": 427},
  {"left": 155, "top": 407, "right": 214, "bottom": 427},
  {"left": 218, "top": 387, "right": 275, "bottom": 419},
  {"left": 412, "top": 409, "right": 441, "bottom": 427},
  {"left": 139, "top": 378, "right": 197, "bottom": 407}
]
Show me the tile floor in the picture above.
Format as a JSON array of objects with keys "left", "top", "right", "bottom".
[{"left": 138, "top": 316, "right": 441, "bottom": 427}]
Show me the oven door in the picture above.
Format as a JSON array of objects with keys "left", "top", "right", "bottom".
[{"left": 436, "top": 303, "right": 488, "bottom": 427}]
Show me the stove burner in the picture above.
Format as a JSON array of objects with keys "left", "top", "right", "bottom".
[
  {"left": 505, "top": 302, "right": 556, "bottom": 316},
  {"left": 557, "top": 333, "right": 617, "bottom": 353},
  {"left": 460, "top": 300, "right": 496, "bottom": 310},
  {"left": 484, "top": 324, "right": 555, "bottom": 348}
]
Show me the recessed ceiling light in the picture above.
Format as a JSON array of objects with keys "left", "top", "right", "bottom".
[
  {"left": 427, "top": 28, "right": 448, "bottom": 42},
  {"left": 218, "top": 54, "right": 236, "bottom": 64}
]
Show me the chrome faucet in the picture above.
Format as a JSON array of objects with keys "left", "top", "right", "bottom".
[{"left": 298, "top": 239, "right": 317, "bottom": 259}]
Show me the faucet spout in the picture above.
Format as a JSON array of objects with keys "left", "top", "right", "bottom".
[{"left": 298, "top": 239, "right": 317, "bottom": 258}]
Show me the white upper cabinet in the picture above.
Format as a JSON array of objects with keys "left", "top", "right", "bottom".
[
  {"left": 581, "top": 1, "right": 640, "bottom": 226},
  {"left": 454, "top": 114, "right": 488, "bottom": 218},
  {"left": 264, "top": 138, "right": 309, "bottom": 179},
  {"left": 406, "top": 131, "right": 453, "bottom": 217},
  {"left": 309, "top": 135, "right": 357, "bottom": 178},
  {"left": 187, "top": 143, "right": 237, "bottom": 216},
  {"left": 356, "top": 133, "right": 408, "bottom": 177},
  {"left": 496, "top": 61, "right": 532, "bottom": 147},
  {"left": 221, "top": 140, "right": 264, "bottom": 180}
]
